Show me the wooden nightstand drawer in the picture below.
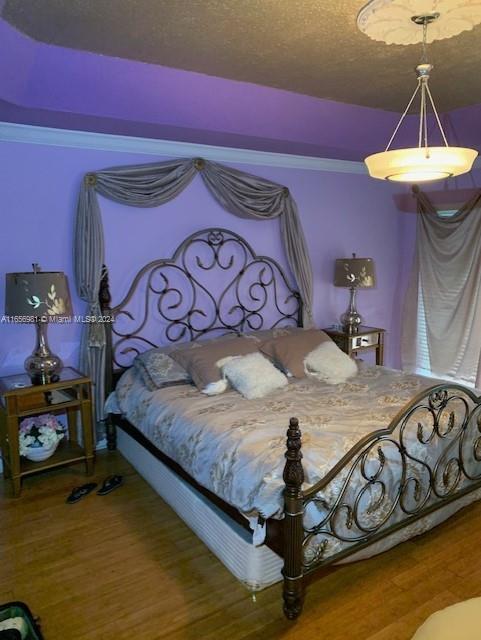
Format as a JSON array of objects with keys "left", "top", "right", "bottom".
[
  {"left": 15, "top": 387, "right": 78, "bottom": 414},
  {"left": 350, "top": 332, "right": 379, "bottom": 349},
  {"left": 16, "top": 392, "right": 46, "bottom": 412}
]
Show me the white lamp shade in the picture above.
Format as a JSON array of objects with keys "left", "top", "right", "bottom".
[{"left": 365, "top": 146, "right": 478, "bottom": 182}]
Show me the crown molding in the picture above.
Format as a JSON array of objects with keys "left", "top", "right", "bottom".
[{"left": 0, "top": 121, "right": 368, "bottom": 174}]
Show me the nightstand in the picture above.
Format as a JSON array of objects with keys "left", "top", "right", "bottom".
[
  {"left": 0, "top": 367, "right": 95, "bottom": 497},
  {"left": 323, "top": 325, "right": 385, "bottom": 365}
]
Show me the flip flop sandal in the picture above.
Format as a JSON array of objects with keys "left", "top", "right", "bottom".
[
  {"left": 66, "top": 482, "right": 98, "bottom": 504},
  {"left": 97, "top": 475, "right": 123, "bottom": 496}
]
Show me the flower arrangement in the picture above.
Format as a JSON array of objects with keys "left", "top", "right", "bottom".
[{"left": 19, "top": 414, "right": 65, "bottom": 458}]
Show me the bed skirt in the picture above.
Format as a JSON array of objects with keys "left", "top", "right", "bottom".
[
  {"left": 117, "top": 428, "right": 284, "bottom": 591},
  {"left": 118, "top": 427, "right": 481, "bottom": 588}
]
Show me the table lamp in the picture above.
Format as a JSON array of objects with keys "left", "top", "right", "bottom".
[
  {"left": 334, "top": 254, "right": 376, "bottom": 333},
  {"left": 5, "top": 265, "right": 72, "bottom": 384}
]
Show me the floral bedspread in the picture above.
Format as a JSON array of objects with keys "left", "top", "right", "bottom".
[{"left": 106, "top": 365, "right": 440, "bottom": 527}]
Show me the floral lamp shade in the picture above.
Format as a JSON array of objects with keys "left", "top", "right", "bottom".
[
  {"left": 5, "top": 271, "right": 72, "bottom": 320},
  {"left": 334, "top": 256, "right": 376, "bottom": 289}
]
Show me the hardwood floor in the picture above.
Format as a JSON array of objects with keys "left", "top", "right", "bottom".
[{"left": 2, "top": 451, "right": 481, "bottom": 639}]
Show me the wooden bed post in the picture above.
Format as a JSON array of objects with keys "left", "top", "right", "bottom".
[
  {"left": 282, "top": 417, "right": 305, "bottom": 620},
  {"left": 99, "top": 264, "right": 116, "bottom": 451},
  {"left": 295, "top": 292, "right": 304, "bottom": 329}
]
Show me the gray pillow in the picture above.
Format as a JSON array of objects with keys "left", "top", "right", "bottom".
[
  {"left": 170, "top": 336, "right": 258, "bottom": 392},
  {"left": 134, "top": 348, "right": 191, "bottom": 391},
  {"left": 260, "top": 329, "right": 332, "bottom": 378}
]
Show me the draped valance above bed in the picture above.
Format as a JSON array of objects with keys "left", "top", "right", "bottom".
[{"left": 74, "top": 157, "right": 313, "bottom": 422}]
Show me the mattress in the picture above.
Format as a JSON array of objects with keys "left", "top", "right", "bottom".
[{"left": 107, "top": 365, "right": 430, "bottom": 514}]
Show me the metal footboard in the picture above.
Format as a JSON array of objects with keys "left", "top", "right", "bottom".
[{"left": 282, "top": 384, "right": 481, "bottom": 619}]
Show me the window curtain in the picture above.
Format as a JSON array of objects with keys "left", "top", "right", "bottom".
[
  {"left": 402, "top": 186, "right": 481, "bottom": 388},
  {"left": 74, "top": 157, "right": 313, "bottom": 425}
]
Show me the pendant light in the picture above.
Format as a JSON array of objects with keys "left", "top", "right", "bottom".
[{"left": 361, "top": 11, "right": 478, "bottom": 182}]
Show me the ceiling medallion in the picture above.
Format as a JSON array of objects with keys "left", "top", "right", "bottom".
[
  {"left": 359, "top": 5, "right": 478, "bottom": 182},
  {"left": 357, "top": 0, "right": 481, "bottom": 45}
]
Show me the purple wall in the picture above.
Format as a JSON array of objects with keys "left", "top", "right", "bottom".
[
  {"left": 1, "top": 18, "right": 478, "bottom": 161},
  {"left": 0, "top": 140, "right": 405, "bottom": 376},
  {"left": 446, "top": 104, "right": 481, "bottom": 151},
  {"left": 0, "top": 18, "right": 416, "bottom": 161}
]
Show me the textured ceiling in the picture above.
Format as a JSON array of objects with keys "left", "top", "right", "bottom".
[{"left": 3, "top": 0, "right": 481, "bottom": 112}]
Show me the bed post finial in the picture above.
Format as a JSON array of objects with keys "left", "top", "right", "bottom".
[{"left": 282, "top": 417, "right": 305, "bottom": 620}]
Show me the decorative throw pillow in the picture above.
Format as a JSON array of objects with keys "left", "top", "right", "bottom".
[
  {"left": 260, "top": 329, "right": 332, "bottom": 378},
  {"left": 134, "top": 349, "right": 191, "bottom": 391},
  {"left": 220, "top": 352, "right": 288, "bottom": 399},
  {"left": 170, "top": 336, "right": 258, "bottom": 394},
  {"left": 304, "top": 341, "right": 358, "bottom": 384},
  {"left": 132, "top": 334, "right": 241, "bottom": 391}
]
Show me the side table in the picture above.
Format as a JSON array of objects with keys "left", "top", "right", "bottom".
[
  {"left": 0, "top": 367, "right": 94, "bottom": 497},
  {"left": 323, "top": 325, "right": 385, "bottom": 365}
]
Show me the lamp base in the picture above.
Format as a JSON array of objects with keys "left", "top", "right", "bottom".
[
  {"left": 25, "top": 321, "right": 63, "bottom": 385},
  {"left": 340, "top": 287, "right": 362, "bottom": 334},
  {"left": 340, "top": 310, "right": 362, "bottom": 334}
]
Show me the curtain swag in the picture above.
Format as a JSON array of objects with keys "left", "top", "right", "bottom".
[
  {"left": 402, "top": 185, "right": 481, "bottom": 388},
  {"left": 74, "top": 157, "right": 314, "bottom": 424}
]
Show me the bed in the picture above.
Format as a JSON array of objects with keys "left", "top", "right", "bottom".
[{"left": 101, "top": 227, "right": 481, "bottom": 620}]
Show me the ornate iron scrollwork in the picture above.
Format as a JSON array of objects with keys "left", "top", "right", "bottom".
[
  {"left": 109, "top": 228, "right": 302, "bottom": 367},
  {"left": 301, "top": 384, "right": 481, "bottom": 572}
]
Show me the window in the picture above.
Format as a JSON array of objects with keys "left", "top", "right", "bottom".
[
  {"left": 415, "top": 279, "right": 431, "bottom": 377},
  {"left": 414, "top": 209, "right": 475, "bottom": 388}
]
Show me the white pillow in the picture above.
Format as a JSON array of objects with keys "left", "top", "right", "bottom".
[
  {"left": 220, "top": 353, "right": 288, "bottom": 399},
  {"left": 304, "top": 341, "right": 357, "bottom": 384}
]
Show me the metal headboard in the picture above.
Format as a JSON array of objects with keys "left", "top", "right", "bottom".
[{"left": 100, "top": 227, "right": 303, "bottom": 371}]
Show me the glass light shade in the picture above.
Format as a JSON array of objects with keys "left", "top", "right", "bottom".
[{"left": 365, "top": 146, "right": 478, "bottom": 182}]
